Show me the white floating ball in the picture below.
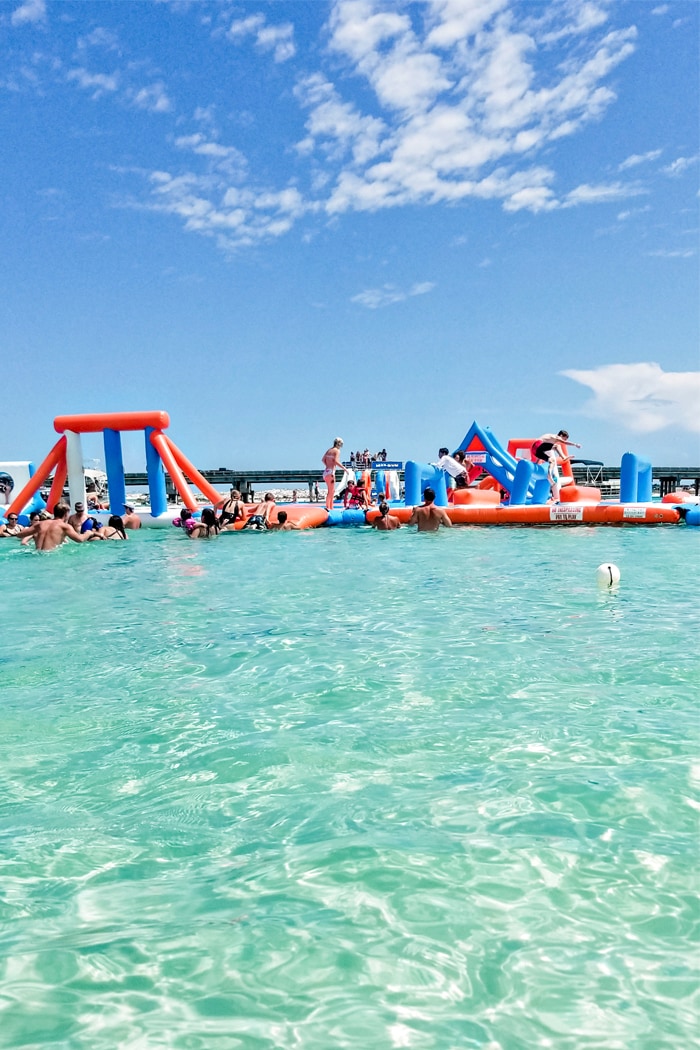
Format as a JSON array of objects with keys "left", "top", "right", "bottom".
[{"left": 596, "top": 563, "right": 620, "bottom": 588}]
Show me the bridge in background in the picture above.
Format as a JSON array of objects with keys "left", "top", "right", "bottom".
[{"left": 122, "top": 464, "right": 700, "bottom": 501}]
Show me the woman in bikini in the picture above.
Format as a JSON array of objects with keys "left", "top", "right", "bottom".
[
  {"left": 322, "top": 438, "right": 350, "bottom": 512},
  {"left": 101, "top": 515, "right": 128, "bottom": 540}
]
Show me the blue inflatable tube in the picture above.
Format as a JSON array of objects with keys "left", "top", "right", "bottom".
[
  {"left": 327, "top": 508, "right": 368, "bottom": 526},
  {"left": 404, "top": 462, "right": 448, "bottom": 506}
]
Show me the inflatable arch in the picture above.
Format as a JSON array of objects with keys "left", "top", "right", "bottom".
[{"left": 4, "top": 411, "right": 224, "bottom": 521}]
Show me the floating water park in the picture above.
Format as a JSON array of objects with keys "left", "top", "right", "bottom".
[{"left": 1, "top": 410, "right": 698, "bottom": 529}]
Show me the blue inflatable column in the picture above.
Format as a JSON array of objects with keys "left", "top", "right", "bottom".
[
  {"left": 508, "top": 459, "right": 533, "bottom": 505},
  {"left": 404, "top": 462, "right": 448, "bottom": 506},
  {"left": 145, "top": 426, "right": 167, "bottom": 517},
  {"left": 375, "top": 470, "right": 385, "bottom": 501},
  {"left": 531, "top": 475, "right": 552, "bottom": 505},
  {"left": 404, "top": 461, "right": 422, "bottom": 506},
  {"left": 620, "top": 452, "right": 653, "bottom": 502},
  {"left": 103, "top": 428, "right": 127, "bottom": 515},
  {"left": 637, "top": 458, "right": 652, "bottom": 502}
]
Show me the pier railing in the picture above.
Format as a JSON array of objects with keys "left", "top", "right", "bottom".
[{"left": 120, "top": 465, "right": 700, "bottom": 501}]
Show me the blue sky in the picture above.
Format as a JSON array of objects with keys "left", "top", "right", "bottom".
[{"left": 2, "top": 0, "right": 698, "bottom": 471}]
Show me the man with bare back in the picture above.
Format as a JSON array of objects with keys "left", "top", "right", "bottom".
[
  {"left": 408, "top": 488, "right": 452, "bottom": 532},
  {"left": 18, "top": 504, "right": 87, "bottom": 550}
]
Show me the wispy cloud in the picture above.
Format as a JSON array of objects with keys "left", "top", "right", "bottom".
[
  {"left": 227, "top": 12, "right": 296, "bottom": 63},
  {"left": 562, "top": 363, "right": 700, "bottom": 433},
  {"left": 66, "top": 67, "right": 119, "bottom": 98},
  {"left": 351, "top": 281, "right": 435, "bottom": 309},
  {"left": 663, "top": 155, "right": 698, "bottom": 177},
  {"left": 129, "top": 81, "right": 171, "bottom": 113},
  {"left": 564, "top": 182, "right": 646, "bottom": 207},
  {"left": 11, "top": 0, "right": 45, "bottom": 27},
  {"left": 646, "top": 247, "right": 696, "bottom": 258},
  {"left": 618, "top": 149, "right": 662, "bottom": 171}
]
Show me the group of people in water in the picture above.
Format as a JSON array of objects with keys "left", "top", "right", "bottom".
[
  {"left": 0, "top": 501, "right": 141, "bottom": 550},
  {"left": 1, "top": 429, "right": 579, "bottom": 548}
]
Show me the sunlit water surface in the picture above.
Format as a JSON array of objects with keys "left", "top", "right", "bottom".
[{"left": 1, "top": 526, "right": 698, "bottom": 1050}]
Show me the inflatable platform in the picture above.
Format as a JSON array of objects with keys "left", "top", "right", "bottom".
[{"left": 1, "top": 412, "right": 696, "bottom": 529}]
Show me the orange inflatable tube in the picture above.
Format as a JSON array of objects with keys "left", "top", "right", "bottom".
[
  {"left": 149, "top": 430, "right": 198, "bottom": 511},
  {"left": 223, "top": 504, "right": 328, "bottom": 531},
  {"left": 6, "top": 436, "right": 67, "bottom": 517},
  {"left": 54, "top": 411, "right": 170, "bottom": 434},
  {"left": 46, "top": 454, "right": 68, "bottom": 513},
  {"left": 368, "top": 505, "right": 679, "bottom": 526},
  {"left": 162, "top": 435, "right": 223, "bottom": 507}
]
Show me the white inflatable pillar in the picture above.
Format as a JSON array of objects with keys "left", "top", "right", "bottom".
[{"left": 65, "top": 430, "right": 86, "bottom": 510}]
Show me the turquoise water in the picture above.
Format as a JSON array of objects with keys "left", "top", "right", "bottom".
[{"left": 1, "top": 526, "right": 698, "bottom": 1049}]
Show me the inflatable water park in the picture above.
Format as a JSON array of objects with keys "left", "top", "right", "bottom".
[{"left": 1, "top": 410, "right": 698, "bottom": 530}]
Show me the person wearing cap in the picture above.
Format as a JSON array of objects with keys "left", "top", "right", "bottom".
[
  {"left": 67, "top": 501, "right": 88, "bottom": 531},
  {"left": 0, "top": 471, "right": 15, "bottom": 506},
  {"left": 122, "top": 504, "right": 142, "bottom": 530},
  {"left": 322, "top": 438, "right": 351, "bottom": 512}
]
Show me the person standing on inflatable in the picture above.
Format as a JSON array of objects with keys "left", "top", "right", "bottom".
[
  {"left": 532, "top": 430, "right": 581, "bottom": 501},
  {"left": 322, "top": 438, "right": 350, "bottom": 512}
]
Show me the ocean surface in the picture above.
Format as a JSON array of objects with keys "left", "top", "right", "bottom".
[{"left": 1, "top": 524, "right": 698, "bottom": 1050}]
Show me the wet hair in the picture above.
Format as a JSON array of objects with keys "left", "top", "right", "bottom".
[
  {"left": 54, "top": 504, "right": 69, "bottom": 519},
  {"left": 379, "top": 501, "right": 389, "bottom": 516},
  {"left": 423, "top": 487, "right": 436, "bottom": 503},
  {"left": 108, "top": 515, "right": 126, "bottom": 538},
  {"left": 264, "top": 492, "right": 275, "bottom": 502},
  {"left": 180, "top": 507, "right": 191, "bottom": 522},
  {"left": 29, "top": 511, "right": 42, "bottom": 522},
  {"left": 201, "top": 507, "right": 218, "bottom": 529},
  {"left": 557, "top": 430, "right": 569, "bottom": 440},
  {"left": 277, "top": 510, "right": 288, "bottom": 524}
]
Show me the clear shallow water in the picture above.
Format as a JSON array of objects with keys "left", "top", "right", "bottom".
[{"left": 0, "top": 526, "right": 698, "bottom": 1050}]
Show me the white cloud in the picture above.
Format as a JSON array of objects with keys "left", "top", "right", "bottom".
[
  {"left": 564, "top": 181, "right": 645, "bottom": 206},
  {"left": 304, "top": 2, "right": 639, "bottom": 217},
  {"left": 663, "top": 155, "right": 698, "bottom": 177},
  {"left": 646, "top": 248, "right": 696, "bottom": 259},
  {"left": 227, "top": 12, "right": 296, "bottom": 62},
  {"left": 138, "top": 168, "right": 311, "bottom": 251},
  {"left": 351, "top": 281, "right": 435, "bottom": 309},
  {"left": 77, "top": 27, "right": 120, "bottom": 52},
  {"left": 129, "top": 81, "right": 171, "bottom": 113},
  {"left": 128, "top": 1, "right": 651, "bottom": 250},
  {"left": 618, "top": 149, "right": 662, "bottom": 171},
  {"left": 562, "top": 363, "right": 700, "bottom": 434},
  {"left": 66, "top": 67, "right": 119, "bottom": 97},
  {"left": 11, "top": 0, "right": 45, "bottom": 26}
]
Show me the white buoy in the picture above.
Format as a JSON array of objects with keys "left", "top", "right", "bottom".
[{"left": 596, "top": 563, "right": 620, "bottom": 588}]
